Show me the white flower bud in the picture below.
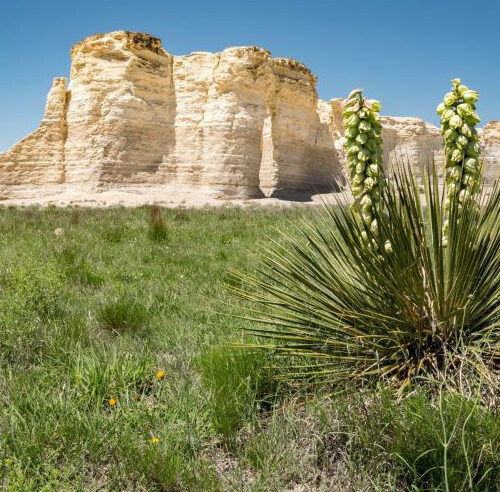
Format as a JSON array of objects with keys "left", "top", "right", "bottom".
[
  {"left": 358, "top": 120, "right": 371, "bottom": 132},
  {"left": 449, "top": 115, "right": 463, "bottom": 129},
  {"left": 364, "top": 177, "right": 375, "bottom": 190},
  {"left": 462, "top": 90, "right": 479, "bottom": 103},
  {"left": 436, "top": 102, "right": 446, "bottom": 115},
  {"left": 451, "top": 149, "right": 464, "bottom": 162},
  {"left": 355, "top": 162, "right": 366, "bottom": 173},
  {"left": 444, "top": 92, "right": 458, "bottom": 107}
]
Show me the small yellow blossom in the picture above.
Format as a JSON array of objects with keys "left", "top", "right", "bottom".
[
  {"left": 151, "top": 436, "right": 160, "bottom": 445},
  {"left": 108, "top": 397, "right": 117, "bottom": 407},
  {"left": 156, "top": 369, "right": 165, "bottom": 379}
]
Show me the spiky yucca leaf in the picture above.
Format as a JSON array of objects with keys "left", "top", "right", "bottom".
[{"left": 230, "top": 164, "right": 500, "bottom": 391}]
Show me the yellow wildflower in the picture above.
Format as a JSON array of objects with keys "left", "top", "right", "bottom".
[
  {"left": 156, "top": 369, "right": 165, "bottom": 379},
  {"left": 108, "top": 397, "right": 117, "bottom": 407},
  {"left": 151, "top": 436, "right": 160, "bottom": 445}
]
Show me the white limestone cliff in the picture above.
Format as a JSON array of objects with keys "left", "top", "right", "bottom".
[
  {"left": 0, "top": 31, "right": 341, "bottom": 200},
  {"left": 0, "top": 77, "right": 68, "bottom": 186},
  {"left": 481, "top": 122, "right": 500, "bottom": 183},
  {"left": 0, "top": 31, "right": 498, "bottom": 204}
]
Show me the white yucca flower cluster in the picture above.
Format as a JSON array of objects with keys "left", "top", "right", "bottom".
[
  {"left": 437, "top": 78, "right": 481, "bottom": 209},
  {"left": 342, "top": 89, "right": 383, "bottom": 237}
]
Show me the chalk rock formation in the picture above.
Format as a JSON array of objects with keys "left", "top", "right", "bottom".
[
  {"left": 64, "top": 32, "right": 175, "bottom": 187},
  {"left": 481, "top": 122, "right": 500, "bottom": 183},
  {"left": 380, "top": 117, "right": 442, "bottom": 172},
  {"left": 0, "top": 77, "right": 68, "bottom": 186},
  {"left": 0, "top": 31, "right": 340, "bottom": 200},
  {"left": 0, "top": 31, "right": 498, "bottom": 203}
]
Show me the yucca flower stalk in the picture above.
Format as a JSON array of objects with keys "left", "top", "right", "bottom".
[
  {"left": 342, "top": 89, "right": 384, "bottom": 237},
  {"left": 437, "top": 78, "right": 481, "bottom": 212}
]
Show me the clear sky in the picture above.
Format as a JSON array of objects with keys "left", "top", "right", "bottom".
[{"left": 1, "top": 0, "right": 499, "bottom": 151}]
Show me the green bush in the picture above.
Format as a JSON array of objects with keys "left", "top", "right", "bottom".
[
  {"left": 0, "top": 260, "right": 66, "bottom": 365},
  {"left": 58, "top": 244, "right": 104, "bottom": 287},
  {"left": 69, "top": 349, "right": 155, "bottom": 406},
  {"left": 2, "top": 260, "right": 64, "bottom": 319}
]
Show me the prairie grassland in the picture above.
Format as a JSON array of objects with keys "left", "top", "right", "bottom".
[{"left": 0, "top": 206, "right": 498, "bottom": 492}]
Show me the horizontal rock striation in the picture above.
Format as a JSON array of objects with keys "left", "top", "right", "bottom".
[{"left": 0, "top": 31, "right": 498, "bottom": 203}]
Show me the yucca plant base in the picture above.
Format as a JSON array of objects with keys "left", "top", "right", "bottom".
[{"left": 233, "top": 165, "right": 500, "bottom": 392}]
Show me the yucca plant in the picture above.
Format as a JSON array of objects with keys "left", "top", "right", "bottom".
[
  {"left": 437, "top": 78, "right": 482, "bottom": 248},
  {"left": 230, "top": 164, "right": 500, "bottom": 392}
]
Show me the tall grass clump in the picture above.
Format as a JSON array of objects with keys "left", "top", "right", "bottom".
[
  {"left": 148, "top": 204, "right": 168, "bottom": 241},
  {"left": 322, "top": 388, "right": 500, "bottom": 492},
  {"left": 231, "top": 84, "right": 499, "bottom": 393},
  {"left": 197, "top": 346, "right": 277, "bottom": 439}
]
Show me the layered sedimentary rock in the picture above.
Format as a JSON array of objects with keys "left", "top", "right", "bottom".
[
  {"left": 264, "top": 59, "right": 339, "bottom": 197},
  {"left": 64, "top": 32, "right": 175, "bottom": 186},
  {"left": 380, "top": 116, "right": 442, "bottom": 172},
  {"left": 481, "top": 122, "right": 500, "bottom": 183},
  {"left": 0, "top": 31, "right": 341, "bottom": 199},
  {"left": 0, "top": 31, "right": 498, "bottom": 203},
  {"left": 0, "top": 77, "right": 68, "bottom": 185}
]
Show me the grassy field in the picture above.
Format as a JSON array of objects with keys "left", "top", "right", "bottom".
[{"left": 0, "top": 206, "right": 498, "bottom": 492}]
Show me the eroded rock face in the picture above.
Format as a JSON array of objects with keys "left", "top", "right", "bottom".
[
  {"left": 0, "top": 31, "right": 341, "bottom": 199},
  {"left": 0, "top": 77, "right": 68, "bottom": 186},
  {"left": 482, "top": 122, "right": 500, "bottom": 183},
  {"left": 64, "top": 32, "right": 175, "bottom": 187},
  {"left": 0, "top": 31, "right": 498, "bottom": 202},
  {"left": 380, "top": 117, "right": 442, "bottom": 173}
]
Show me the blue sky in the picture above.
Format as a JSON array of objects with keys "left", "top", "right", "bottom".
[{"left": 1, "top": 0, "right": 499, "bottom": 151}]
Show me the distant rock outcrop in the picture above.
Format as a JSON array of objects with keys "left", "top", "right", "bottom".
[
  {"left": 481, "top": 122, "right": 500, "bottom": 183},
  {"left": 0, "top": 31, "right": 497, "bottom": 203}
]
